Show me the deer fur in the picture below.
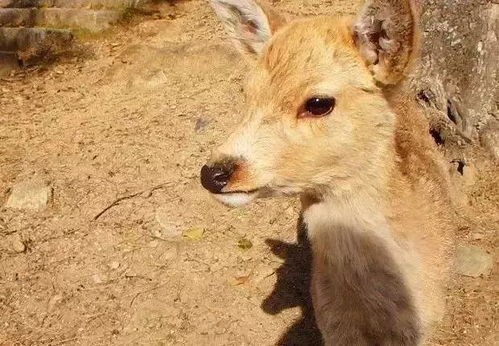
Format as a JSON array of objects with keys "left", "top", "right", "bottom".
[{"left": 204, "top": 0, "right": 454, "bottom": 344}]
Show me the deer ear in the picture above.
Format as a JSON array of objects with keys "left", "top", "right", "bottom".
[
  {"left": 210, "top": 0, "right": 286, "bottom": 59},
  {"left": 353, "top": 0, "right": 420, "bottom": 85}
]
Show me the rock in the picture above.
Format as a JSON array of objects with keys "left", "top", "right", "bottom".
[
  {"left": 460, "top": 163, "right": 476, "bottom": 187},
  {"left": 11, "top": 234, "right": 26, "bottom": 253},
  {"left": 472, "top": 233, "right": 484, "bottom": 241},
  {"left": 47, "top": 294, "right": 63, "bottom": 312},
  {"left": 455, "top": 245, "right": 493, "bottom": 278},
  {"left": 194, "top": 118, "right": 209, "bottom": 132},
  {"left": 450, "top": 160, "right": 476, "bottom": 189},
  {"left": 5, "top": 178, "right": 52, "bottom": 210},
  {"left": 162, "top": 246, "right": 178, "bottom": 261},
  {"left": 92, "top": 273, "right": 105, "bottom": 284},
  {"left": 109, "top": 261, "right": 120, "bottom": 270}
]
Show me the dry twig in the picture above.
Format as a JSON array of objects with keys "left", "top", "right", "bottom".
[{"left": 93, "top": 182, "right": 172, "bottom": 221}]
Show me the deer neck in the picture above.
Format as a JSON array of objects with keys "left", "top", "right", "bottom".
[{"left": 301, "top": 150, "right": 398, "bottom": 249}]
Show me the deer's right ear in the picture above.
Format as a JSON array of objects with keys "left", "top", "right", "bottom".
[
  {"left": 210, "top": 0, "right": 286, "bottom": 59},
  {"left": 353, "top": 0, "right": 420, "bottom": 86}
]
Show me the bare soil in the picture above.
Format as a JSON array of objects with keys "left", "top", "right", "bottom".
[{"left": 0, "top": 1, "right": 497, "bottom": 345}]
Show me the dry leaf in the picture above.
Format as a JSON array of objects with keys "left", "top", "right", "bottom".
[
  {"left": 229, "top": 275, "right": 251, "bottom": 286},
  {"left": 182, "top": 227, "right": 205, "bottom": 241},
  {"left": 237, "top": 238, "right": 253, "bottom": 250}
]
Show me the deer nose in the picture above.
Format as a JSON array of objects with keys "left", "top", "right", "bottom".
[{"left": 200, "top": 161, "right": 235, "bottom": 194}]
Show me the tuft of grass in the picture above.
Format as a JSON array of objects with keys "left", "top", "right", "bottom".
[{"left": 120, "top": 7, "right": 137, "bottom": 23}]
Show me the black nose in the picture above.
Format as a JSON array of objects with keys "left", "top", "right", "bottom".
[{"left": 200, "top": 162, "right": 235, "bottom": 194}]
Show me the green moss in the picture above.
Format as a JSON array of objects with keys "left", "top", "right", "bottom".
[{"left": 71, "top": 27, "right": 116, "bottom": 40}]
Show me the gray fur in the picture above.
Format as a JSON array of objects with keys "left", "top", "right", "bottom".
[{"left": 309, "top": 224, "right": 421, "bottom": 346}]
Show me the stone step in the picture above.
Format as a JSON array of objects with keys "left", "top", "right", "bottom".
[
  {"left": 0, "top": 0, "right": 150, "bottom": 9},
  {"left": 0, "top": 27, "right": 72, "bottom": 52},
  {"left": 0, "top": 51, "right": 19, "bottom": 76},
  {"left": 0, "top": 0, "right": 148, "bottom": 9},
  {"left": 0, "top": 8, "right": 122, "bottom": 32}
]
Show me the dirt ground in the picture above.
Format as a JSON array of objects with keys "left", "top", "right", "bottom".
[{"left": 0, "top": 1, "right": 497, "bottom": 345}]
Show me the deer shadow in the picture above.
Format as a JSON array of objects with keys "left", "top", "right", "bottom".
[{"left": 262, "top": 217, "right": 324, "bottom": 346}]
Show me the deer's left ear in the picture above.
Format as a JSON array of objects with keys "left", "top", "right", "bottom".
[
  {"left": 210, "top": 0, "right": 287, "bottom": 59},
  {"left": 353, "top": 0, "right": 421, "bottom": 86}
]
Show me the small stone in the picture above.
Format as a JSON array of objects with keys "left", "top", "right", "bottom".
[
  {"left": 461, "top": 164, "right": 476, "bottom": 187},
  {"left": 450, "top": 161, "right": 476, "bottom": 191},
  {"left": 477, "top": 41, "right": 483, "bottom": 52},
  {"left": 47, "top": 294, "right": 63, "bottom": 312},
  {"left": 163, "top": 246, "right": 178, "bottom": 261},
  {"left": 472, "top": 233, "right": 484, "bottom": 241},
  {"left": 11, "top": 235, "right": 26, "bottom": 253},
  {"left": 155, "top": 209, "right": 182, "bottom": 238},
  {"left": 5, "top": 179, "right": 52, "bottom": 211},
  {"left": 109, "top": 261, "right": 120, "bottom": 270},
  {"left": 194, "top": 118, "right": 209, "bottom": 132},
  {"left": 92, "top": 273, "right": 104, "bottom": 284},
  {"left": 455, "top": 245, "right": 493, "bottom": 277}
]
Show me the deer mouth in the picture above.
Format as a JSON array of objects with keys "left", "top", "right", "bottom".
[{"left": 213, "top": 189, "right": 260, "bottom": 207}]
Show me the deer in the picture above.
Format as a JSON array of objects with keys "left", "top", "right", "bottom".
[{"left": 200, "top": 0, "right": 454, "bottom": 344}]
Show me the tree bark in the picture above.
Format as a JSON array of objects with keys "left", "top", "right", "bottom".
[{"left": 412, "top": 0, "right": 498, "bottom": 159}]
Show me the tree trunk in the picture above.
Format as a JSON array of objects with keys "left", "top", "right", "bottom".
[{"left": 412, "top": 0, "right": 498, "bottom": 159}]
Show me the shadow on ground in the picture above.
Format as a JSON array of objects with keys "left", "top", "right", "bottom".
[{"left": 262, "top": 217, "right": 324, "bottom": 346}]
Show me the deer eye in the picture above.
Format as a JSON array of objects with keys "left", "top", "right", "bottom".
[{"left": 299, "top": 97, "right": 335, "bottom": 118}]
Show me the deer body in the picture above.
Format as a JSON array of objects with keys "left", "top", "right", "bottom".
[
  {"left": 201, "top": 1, "right": 453, "bottom": 344},
  {"left": 303, "top": 94, "right": 452, "bottom": 345}
]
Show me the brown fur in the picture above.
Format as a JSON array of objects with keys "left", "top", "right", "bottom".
[{"left": 205, "top": 1, "right": 454, "bottom": 344}]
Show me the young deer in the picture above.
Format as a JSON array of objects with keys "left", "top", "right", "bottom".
[{"left": 200, "top": 0, "right": 454, "bottom": 344}]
